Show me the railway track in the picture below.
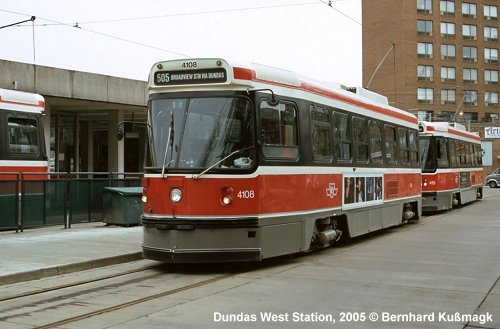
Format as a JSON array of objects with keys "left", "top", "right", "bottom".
[
  {"left": 35, "top": 272, "right": 238, "bottom": 329},
  {"left": 0, "top": 261, "right": 261, "bottom": 328}
]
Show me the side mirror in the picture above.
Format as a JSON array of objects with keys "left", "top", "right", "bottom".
[
  {"left": 117, "top": 127, "right": 125, "bottom": 141},
  {"left": 267, "top": 94, "right": 280, "bottom": 106}
]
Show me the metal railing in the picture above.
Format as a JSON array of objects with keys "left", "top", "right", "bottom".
[{"left": 0, "top": 172, "right": 142, "bottom": 232}]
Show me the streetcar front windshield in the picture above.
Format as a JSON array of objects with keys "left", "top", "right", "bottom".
[
  {"left": 419, "top": 137, "right": 436, "bottom": 172},
  {"left": 149, "top": 96, "right": 254, "bottom": 171}
]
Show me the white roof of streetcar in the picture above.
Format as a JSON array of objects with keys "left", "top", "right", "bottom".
[{"left": 148, "top": 58, "right": 418, "bottom": 128}]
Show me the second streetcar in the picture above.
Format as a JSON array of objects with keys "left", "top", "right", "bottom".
[{"left": 419, "top": 121, "right": 483, "bottom": 212}]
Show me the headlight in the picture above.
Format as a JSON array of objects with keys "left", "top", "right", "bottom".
[
  {"left": 141, "top": 195, "right": 148, "bottom": 203},
  {"left": 170, "top": 188, "right": 183, "bottom": 203}
]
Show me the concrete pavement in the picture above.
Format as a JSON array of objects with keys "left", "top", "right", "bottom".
[{"left": 0, "top": 223, "right": 142, "bottom": 285}]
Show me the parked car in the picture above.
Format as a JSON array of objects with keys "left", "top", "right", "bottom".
[{"left": 485, "top": 168, "right": 500, "bottom": 188}]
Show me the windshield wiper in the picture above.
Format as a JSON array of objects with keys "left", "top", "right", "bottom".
[
  {"left": 192, "top": 146, "right": 254, "bottom": 180},
  {"left": 161, "top": 110, "right": 175, "bottom": 178}
]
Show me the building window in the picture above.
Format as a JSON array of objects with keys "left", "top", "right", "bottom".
[
  {"left": 485, "top": 92, "right": 499, "bottom": 106},
  {"left": 484, "top": 5, "right": 498, "bottom": 20},
  {"left": 463, "top": 24, "right": 477, "bottom": 39},
  {"left": 440, "top": 0, "right": 455, "bottom": 15},
  {"left": 417, "top": 110, "right": 434, "bottom": 121},
  {"left": 484, "top": 26, "right": 498, "bottom": 41},
  {"left": 486, "top": 113, "right": 499, "bottom": 122},
  {"left": 440, "top": 22, "right": 455, "bottom": 37},
  {"left": 441, "top": 44, "right": 456, "bottom": 59},
  {"left": 418, "top": 0, "right": 432, "bottom": 13},
  {"left": 463, "top": 112, "right": 478, "bottom": 123},
  {"left": 485, "top": 70, "right": 499, "bottom": 84},
  {"left": 440, "top": 111, "right": 455, "bottom": 121},
  {"left": 440, "top": 67, "right": 456, "bottom": 83},
  {"left": 417, "top": 65, "right": 433, "bottom": 81},
  {"left": 485, "top": 48, "right": 499, "bottom": 63},
  {"left": 418, "top": 88, "right": 433, "bottom": 103},
  {"left": 441, "top": 89, "right": 456, "bottom": 104},
  {"left": 463, "top": 46, "right": 478, "bottom": 62},
  {"left": 463, "top": 68, "right": 478, "bottom": 84},
  {"left": 462, "top": 3, "right": 477, "bottom": 18},
  {"left": 417, "top": 42, "right": 433, "bottom": 58},
  {"left": 417, "top": 20, "right": 433, "bottom": 35},
  {"left": 464, "top": 90, "right": 478, "bottom": 105}
]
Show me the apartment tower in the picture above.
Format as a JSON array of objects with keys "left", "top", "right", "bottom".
[{"left": 362, "top": 0, "right": 500, "bottom": 170}]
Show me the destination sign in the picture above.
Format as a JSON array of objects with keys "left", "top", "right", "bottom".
[{"left": 154, "top": 68, "right": 227, "bottom": 86}]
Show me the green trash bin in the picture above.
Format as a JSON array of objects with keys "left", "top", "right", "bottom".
[{"left": 102, "top": 187, "right": 143, "bottom": 226}]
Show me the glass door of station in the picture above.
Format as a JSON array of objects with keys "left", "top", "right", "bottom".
[{"left": 50, "top": 115, "right": 77, "bottom": 173}]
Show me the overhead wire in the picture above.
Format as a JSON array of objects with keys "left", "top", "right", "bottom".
[
  {"left": 0, "top": 8, "right": 189, "bottom": 57},
  {"left": 0, "top": 2, "right": 322, "bottom": 58},
  {"left": 28, "top": 1, "right": 323, "bottom": 26}
]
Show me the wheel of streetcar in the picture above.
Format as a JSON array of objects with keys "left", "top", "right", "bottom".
[{"left": 489, "top": 181, "right": 497, "bottom": 188}]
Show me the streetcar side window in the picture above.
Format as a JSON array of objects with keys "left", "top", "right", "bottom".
[
  {"left": 467, "top": 143, "right": 473, "bottom": 167},
  {"left": 353, "top": 117, "right": 368, "bottom": 163},
  {"left": 448, "top": 139, "right": 457, "bottom": 167},
  {"left": 408, "top": 130, "right": 419, "bottom": 167},
  {"left": 310, "top": 106, "right": 332, "bottom": 162},
  {"left": 369, "top": 120, "right": 383, "bottom": 165},
  {"left": 384, "top": 125, "right": 398, "bottom": 165},
  {"left": 436, "top": 137, "right": 449, "bottom": 167},
  {"left": 260, "top": 100, "right": 299, "bottom": 159},
  {"left": 472, "top": 145, "right": 476, "bottom": 166},
  {"left": 420, "top": 137, "right": 435, "bottom": 171},
  {"left": 333, "top": 112, "right": 351, "bottom": 162},
  {"left": 457, "top": 141, "right": 466, "bottom": 165},
  {"left": 398, "top": 128, "right": 410, "bottom": 165},
  {"left": 7, "top": 116, "right": 40, "bottom": 156},
  {"left": 474, "top": 144, "right": 483, "bottom": 166}
]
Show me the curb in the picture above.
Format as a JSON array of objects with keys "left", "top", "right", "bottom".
[{"left": 0, "top": 252, "right": 143, "bottom": 286}]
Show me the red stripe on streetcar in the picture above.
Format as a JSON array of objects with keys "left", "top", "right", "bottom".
[
  {"left": 426, "top": 126, "right": 481, "bottom": 141},
  {"left": 0, "top": 96, "right": 45, "bottom": 108},
  {"left": 233, "top": 67, "right": 256, "bottom": 80},
  {"left": 448, "top": 128, "right": 481, "bottom": 141},
  {"left": 300, "top": 81, "right": 418, "bottom": 125}
]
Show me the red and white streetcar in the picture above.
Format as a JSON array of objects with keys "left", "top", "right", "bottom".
[
  {"left": 419, "top": 121, "right": 483, "bottom": 212},
  {"left": 141, "top": 58, "right": 421, "bottom": 263},
  {"left": 0, "top": 88, "right": 47, "bottom": 176}
]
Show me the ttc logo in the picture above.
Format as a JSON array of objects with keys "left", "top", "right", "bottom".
[{"left": 326, "top": 183, "right": 338, "bottom": 199}]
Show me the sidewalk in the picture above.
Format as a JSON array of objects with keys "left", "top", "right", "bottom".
[{"left": 0, "top": 223, "right": 143, "bottom": 285}]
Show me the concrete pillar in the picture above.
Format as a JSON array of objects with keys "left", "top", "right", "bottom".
[
  {"left": 108, "top": 109, "right": 124, "bottom": 172},
  {"left": 87, "top": 121, "right": 94, "bottom": 172}
]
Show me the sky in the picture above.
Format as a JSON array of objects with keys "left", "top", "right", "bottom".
[{"left": 0, "top": 0, "right": 362, "bottom": 85}]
